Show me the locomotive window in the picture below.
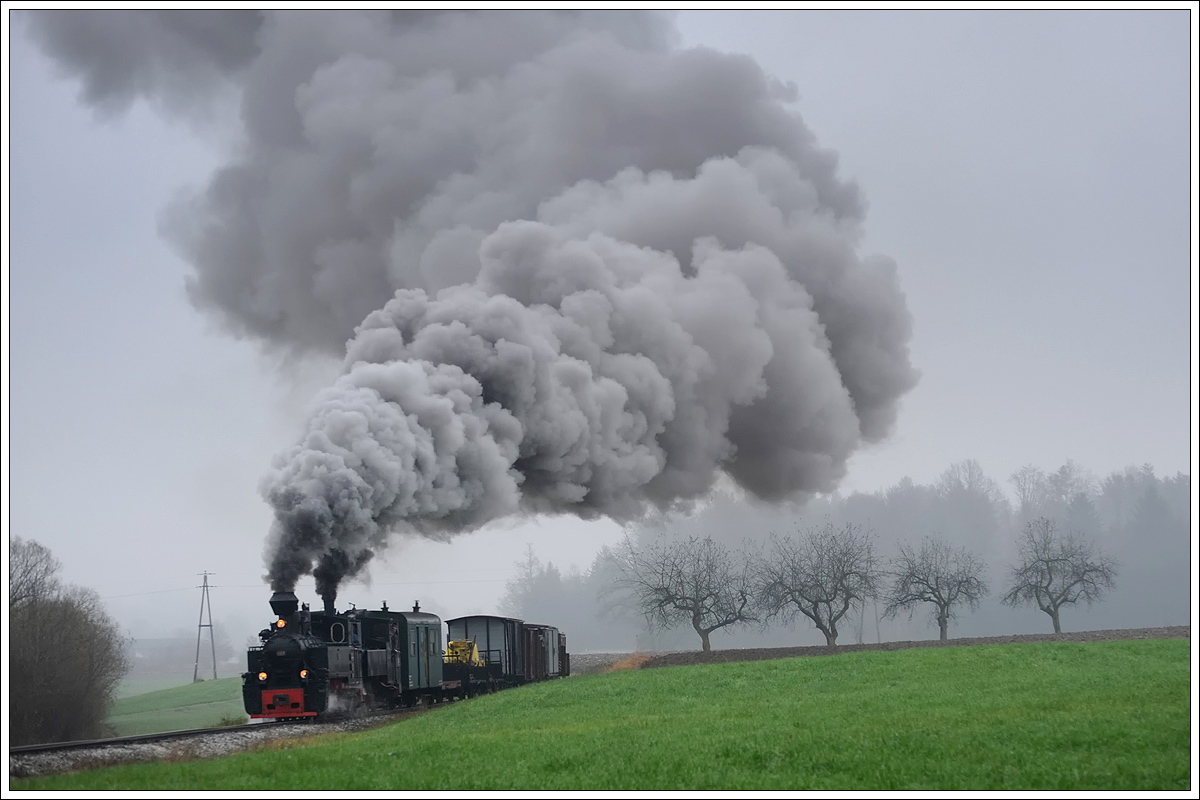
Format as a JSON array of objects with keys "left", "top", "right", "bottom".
[{"left": 330, "top": 623, "right": 345, "bottom": 643}]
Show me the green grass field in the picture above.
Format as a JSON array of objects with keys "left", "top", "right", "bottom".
[
  {"left": 105, "top": 677, "right": 246, "bottom": 737},
  {"left": 115, "top": 677, "right": 193, "bottom": 699},
  {"left": 20, "top": 639, "right": 1191, "bottom": 791}
]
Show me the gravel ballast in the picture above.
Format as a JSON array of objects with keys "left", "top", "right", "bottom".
[{"left": 10, "top": 713, "right": 412, "bottom": 780}]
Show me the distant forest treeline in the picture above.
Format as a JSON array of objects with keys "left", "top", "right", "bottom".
[{"left": 500, "top": 460, "right": 1192, "bottom": 652}]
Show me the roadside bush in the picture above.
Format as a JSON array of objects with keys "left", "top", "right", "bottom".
[{"left": 9, "top": 537, "right": 129, "bottom": 745}]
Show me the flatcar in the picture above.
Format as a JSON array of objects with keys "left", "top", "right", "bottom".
[{"left": 243, "top": 592, "right": 569, "bottom": 720}]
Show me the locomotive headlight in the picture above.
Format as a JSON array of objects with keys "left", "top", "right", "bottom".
[
  {"left": 300, "top": 669, "right": 308, "bottom": 679},
  {"left": 258, "top": 672, "right": 267, "bottom": 681},
  {"left": 276, "top": 619, "right": 286, "bottom": 628}
]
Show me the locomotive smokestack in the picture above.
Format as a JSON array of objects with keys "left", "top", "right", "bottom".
[
  {"left": 323, "top": 596, "right": 335, "bottom": 615},
  {"left": 269, "top": 591, "right": 299, "bottom": 618}
]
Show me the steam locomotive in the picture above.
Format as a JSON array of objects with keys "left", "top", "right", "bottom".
[{"left": 242, "top": 591, "right": 569, "bottom": 719}]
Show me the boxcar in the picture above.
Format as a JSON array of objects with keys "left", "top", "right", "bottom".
[{"left": 522, "top": 624, "right": 562, "bottom": 681}]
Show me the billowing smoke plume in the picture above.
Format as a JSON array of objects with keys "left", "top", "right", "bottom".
[{"left": 24, "top": 10, "right": 918, "bottom": 605}]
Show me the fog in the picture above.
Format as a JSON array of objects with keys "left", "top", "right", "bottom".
[
  {"left": 501, "top": 461, "right": 1189, "bottom": 652},
  {"left": 6, "top": 11, "right": 1193, "bottom": 673}
]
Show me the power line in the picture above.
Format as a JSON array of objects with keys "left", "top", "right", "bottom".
[
  {"left": 102, "top": 587, "right": 195, "bottom": 599},
  {"left": 104, "top": 578, "right": 513, "bottom": 600},
  {"left": 353, "top": 579, "right": 510, "bottom": 586}
]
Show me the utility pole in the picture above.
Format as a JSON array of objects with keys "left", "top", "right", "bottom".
[{"left": 193, "top": 571, "right": 218, "bottom": 683}]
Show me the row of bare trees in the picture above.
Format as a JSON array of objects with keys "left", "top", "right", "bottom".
[
  {"left": 10, "top": 537, "right": 130, "bottom": 745},
  {"left": 606, "top": 518, "right": 1117, "bottom": 650},
  {"left": 496, "top": 460, "right": 1181, "bottom": 651}
]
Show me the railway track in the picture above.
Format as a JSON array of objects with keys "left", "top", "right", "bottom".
[
  {"left": 9, "top": 719, "right": 309, "bottom": 756},
  {"left": 9, "top": 709, "right": 417, "bottom": 780}
]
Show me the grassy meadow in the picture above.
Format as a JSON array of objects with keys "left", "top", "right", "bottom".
[
  {"left": 105, "top": 677, "right": 247, "bottom": 737},
  {"left": 20, "top": 638, "right": 1191, "bottom": 791},
  {"left": 115, "top": 677, "right": 195, "bottom": 699}
]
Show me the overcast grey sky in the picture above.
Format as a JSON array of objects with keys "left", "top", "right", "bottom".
[{"left": 5, "top": 10, "right": 1195, "bottom": 646}]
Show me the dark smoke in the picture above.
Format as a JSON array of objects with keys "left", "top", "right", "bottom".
[
  {"left": 23, "top": 10, "right": 261, "bottom": 114},
  {"left": 23, "top": 11, "right": 919, "bottom": 605}
]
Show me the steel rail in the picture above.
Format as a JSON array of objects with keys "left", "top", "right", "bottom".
[
  {"left": 8, "top": 719, "right": 310, "bottom": 756},
  {"left": 8, "top": 706, "right": 421, "bottom": 756}
]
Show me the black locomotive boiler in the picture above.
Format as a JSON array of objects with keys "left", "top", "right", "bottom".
[{"left": 243, "top": 591, "right": 569, "bottom": 720}]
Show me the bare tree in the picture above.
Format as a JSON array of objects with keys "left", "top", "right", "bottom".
[
  {"left": 939, "top": 459, "right": 1005, "bottom": 502},
  {"left": 755, "top": 522, "right": 880, "bottom": 647},
  {"left": 609, "top": 534, "right": 755, "bottom": 651},
  {"left": 9, "top": 536, "right": 130, "bottom": 745},
  {"left": 498, "top": 544, "right": 558, "bottom": 618},
  {"left": 9, "top": 536, "right": 61, "bottom": 608},
  {"left": 1001, "top": 518, "right": 1117, "bottom": 633},
  {"left": 883, "top": 536, "right": 989, "bottom": 640},
  {"left": 935, "top": 459, "right": 1010, "bottom": 557},
  {"left": 1009, "top": 464, "right": 1049, "bottom": 524}
]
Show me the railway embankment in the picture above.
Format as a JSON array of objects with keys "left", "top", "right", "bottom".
[{"left": 569, "top": 625, "right": 1189, "bottom": 674}]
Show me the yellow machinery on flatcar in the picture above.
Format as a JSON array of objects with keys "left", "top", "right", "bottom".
[{"left": 443, "top": 639, "right": 486, "bottom": 667}]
